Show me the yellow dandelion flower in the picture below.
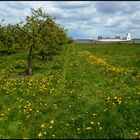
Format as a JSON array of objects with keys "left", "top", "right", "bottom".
[
  {"left": 134, "top": 132, "right": 138, "bottom": 136},
  {"left": 77, "top": 128, "right": 80, "bottom": 131},
  {"left": 86, "top": 127, "right": 92, "bottom": 130},
  {"left": 7, "top": 108, "right": 11, "bottom": 111},
  {"left": 92, "top": 113, "right": 97, "bottom": 116},
  {"left": 103, "top": 108, "right": 107, "bottom": 112},
  {"left": 1, "top": 114, "right": 4, "bottom": 116},
  {"left": 118, "top": 100, "right": 122, "bottom": 105},
  {"left": 26, "top": 115, "right": 30, "bottom": 119},
  {"left": 114, "top": 96, "right": 118, "bottom": 99},
  {"left": 41, "top": 124, "right": 45, "bottom": 128},
  {"left": 107, "top": 97, "right": 110, "bottom": 100},
  {"left": 99, "top": 126, "right": 102, "bottom": 130},
  {"left": 38, "top": 132, "right": 43, "bottom": 137},
  {"left": 50, "top": 120, "right": 54, "bottom": 124},
  {"left": 112, "top": 102, "right": 116, "bottom": 106}
]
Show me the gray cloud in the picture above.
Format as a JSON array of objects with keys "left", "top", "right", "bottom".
[
  {"left": 95, "top": 2, "right": 123, "bottom": 14},
  {"left": 95, "top": 1, "right": 140, "bottom": 15},
  {"left": 4, "top": 1, "right": 31, "bottom": 10},
  {"left": 0, "top": 1, "right": 140, "bottom": 39},
  {"left": 0, "top": 7, "right": 26, "bottom": 20},
  {"left": 49, "top": 2, "right": 96, "bottom": 22},
  {"left": 54, "top": 1, "right": 92, "bottom": 9}
]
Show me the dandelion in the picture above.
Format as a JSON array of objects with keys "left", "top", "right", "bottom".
[
  {"left": 26, "top": 115, "right": 30, "bottom": 119},
  {"left": 86, "top": 127, "right": 92, "bottom": 130},
  {"left": 134, "top": 132, "right": 139, "bottom": 136},
  {"left": 103, "top": 108, "right": 107, "bottom": 112},
  {"left": 92, "top": 113, "right": 97, "bottom": 116},
  {"left": 1, "top": 114, "right": 4, "bottom": 116},
  {"left": 114, "top": 96, "right": 117, "bottom": 99},
  {"left": 91, "top": 121, "right": 94, "bottom": 124},
  {"left": 50, "top": 120, "right": 54, "bottom": 124},
  {"left": 77, "top": 128, "right": 80, "bottom": 131},
  {"left": 44, "top": 132, "right": 47, "bottom": 135},
  {"left": 38, "top": 132, "right": 43, "bottom": 138},
  {"left": 7, "top": 108, "right": 11, "bottom": 111},
  {"left": 118, "top": 100, "right": 122, "bottom": 105},
  {"left": 107, "top": 96, "right": 110, "bottom": 100},
  {"left": 99, "top": 126, "right": 102, "bottom": 130},
  {"left": 112, "top": 102, "right": 116, "bottom": 106},
  {"left": 41, "top": 124, "right": 45, "bottom": 128}
]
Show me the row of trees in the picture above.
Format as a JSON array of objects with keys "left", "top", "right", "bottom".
[{"left": 0, "top": 8, "right": 72, "bottom": 75}]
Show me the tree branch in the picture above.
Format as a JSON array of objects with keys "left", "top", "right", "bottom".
[
  {"left": 16, "top": 25, "right": 34, "bottom": 39},
  {"left": 37, "top": 19, "right": 47, "bottom": 34}
]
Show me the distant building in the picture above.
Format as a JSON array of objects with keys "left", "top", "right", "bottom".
[
  {"left": 105, "top": 37, "right": 111, "bottom": 39},
  {"left": 123, "top": 37, "right": 127, "bottom": 40},
  {"left": 115, "top": 36, "right": 120, "bottom": 39},
  {"left": 98, "top": 36, "right": 102, "bottom": 39}
]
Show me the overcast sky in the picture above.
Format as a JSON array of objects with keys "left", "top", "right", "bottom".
[{"left": 0, "top": 1, "right": 140, "bottom": 39}]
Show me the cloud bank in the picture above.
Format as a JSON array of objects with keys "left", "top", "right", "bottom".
[{"left": 0, "top": 1, "right": 140, "bottom": 39}]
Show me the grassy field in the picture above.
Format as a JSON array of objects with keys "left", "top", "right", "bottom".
[{"left": 0, "top": 43, "right": 140, "bottom": 139}]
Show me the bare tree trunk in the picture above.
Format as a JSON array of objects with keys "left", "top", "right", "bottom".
[
  {"left": 41, "top": 48, "right": 45, "bottom": 60},
  {"left": 26, "top": 40, "right": 35, "bottom": 76}
]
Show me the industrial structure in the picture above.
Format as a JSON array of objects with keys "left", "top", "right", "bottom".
[{"left": 96, "top": 33, "right": 131, "bottom": 42}]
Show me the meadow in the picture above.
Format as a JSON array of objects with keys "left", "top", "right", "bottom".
[{"left": 0, "top": 42, "right": 140, "bottom": 139}]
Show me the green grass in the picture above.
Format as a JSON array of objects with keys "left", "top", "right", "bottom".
[{"left": 0, "top": 43, "right": 140, "bottom": 139}]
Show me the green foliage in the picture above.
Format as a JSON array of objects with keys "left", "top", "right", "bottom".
[
  {"left": 17, "top": 7, "right": 69, "bottom": 59},
  {"left": 0, "top": 22, "right": 26, "bottom": 53},
  {"left": 0, "top": 7, "right": 69, "bottom": 75}
]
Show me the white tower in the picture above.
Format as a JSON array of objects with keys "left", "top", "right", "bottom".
[{"left": 127, "top": 33, "right": 131, "bottom": 40}]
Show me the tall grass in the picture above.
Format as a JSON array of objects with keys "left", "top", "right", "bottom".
[{"left": 0, "top": 43, "right": 140, "bottom": 139}]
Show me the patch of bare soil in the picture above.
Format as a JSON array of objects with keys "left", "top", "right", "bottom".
[{"left": 10, "top": 74, "right": 32, "bottom": 79}]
